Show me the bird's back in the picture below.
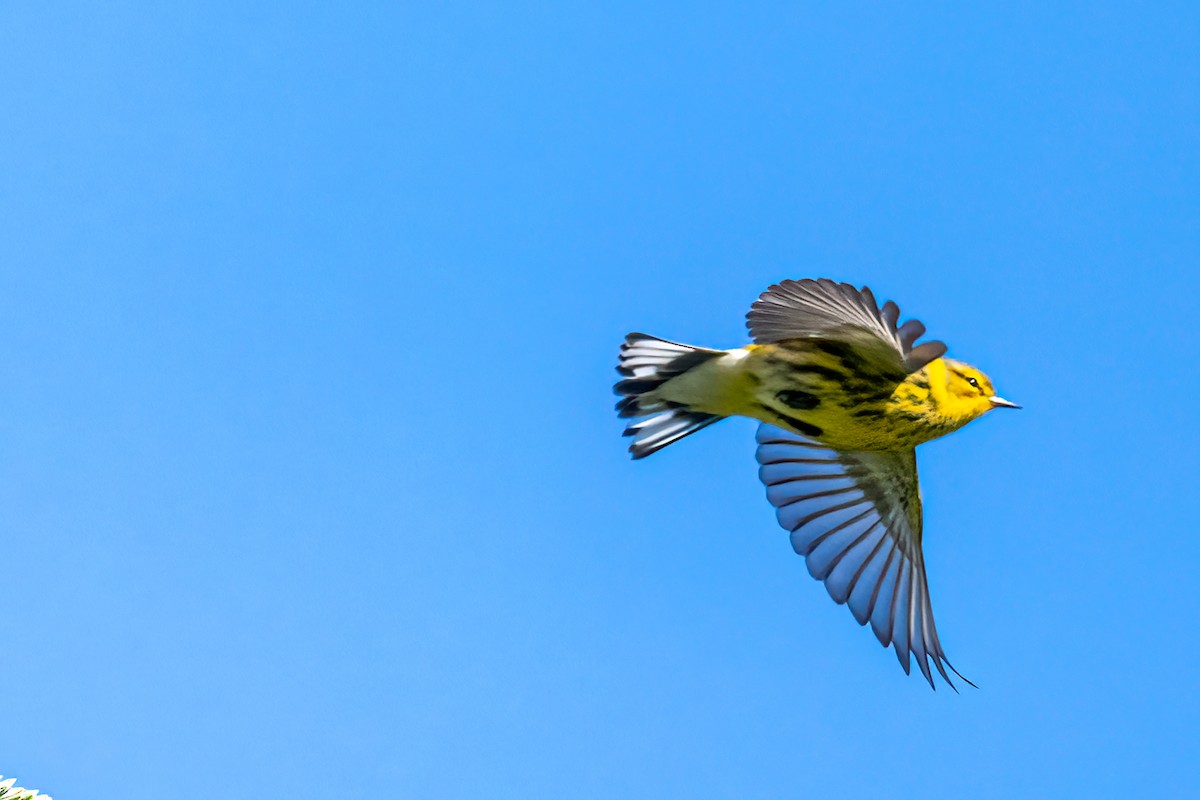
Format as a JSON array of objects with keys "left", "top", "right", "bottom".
[{"left": 730, "top": 341, "right": 970, "bottom": 451}]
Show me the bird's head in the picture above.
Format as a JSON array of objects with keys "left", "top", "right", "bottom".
[{"left": 939, "top": 359, "right": 1020, "bottom": 422}]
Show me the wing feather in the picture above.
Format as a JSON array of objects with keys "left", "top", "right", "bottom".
[
  {"left": 755, "top": 423, "right": 968, "bottom": 690},
  {"left": 746, "top": 278, "right": 948, "bottom": 373}
]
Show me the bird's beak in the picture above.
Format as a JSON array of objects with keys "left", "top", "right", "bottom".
[{"left": 990, "top": 396, "right": 1021, "bottom": 409}]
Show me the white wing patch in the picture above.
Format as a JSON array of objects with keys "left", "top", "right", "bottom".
[{"left": 756, "top": 423, "right": 972, "bottom": 690}]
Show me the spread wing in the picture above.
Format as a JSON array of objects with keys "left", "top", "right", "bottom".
[
  {"left": 746, "top": 278, "right": 947, "bottom": 374},
  {"left": 755, "top": 423, "right": 972, "bottom": 690}
]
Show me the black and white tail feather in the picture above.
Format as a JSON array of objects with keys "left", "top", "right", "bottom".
[{"left": 614, "top": 333, "right": 724, "bottom": 459}]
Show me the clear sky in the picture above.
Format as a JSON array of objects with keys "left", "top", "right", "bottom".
[{"left": 1, "top": 2, "right": 1197, "bottom": 798}]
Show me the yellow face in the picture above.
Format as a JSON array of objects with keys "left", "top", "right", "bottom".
[{"left": 941, "top": 359, "right": 1019, "bottom": 420}]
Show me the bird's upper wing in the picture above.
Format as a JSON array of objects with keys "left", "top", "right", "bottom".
[
  {"left": 746, "top": 278, "right": 947, "bottom": 374},
  {"left": 755, "top": 423, "right": 971, "bottom": 690}
]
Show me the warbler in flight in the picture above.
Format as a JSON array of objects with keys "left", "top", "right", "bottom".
[{"left": 614, "top": 278, "right": 1018, "bottom": 690}]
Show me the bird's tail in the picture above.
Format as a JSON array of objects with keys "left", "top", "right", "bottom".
[{"left": 614, "top": 333, "right": 725, "bottom": 459}]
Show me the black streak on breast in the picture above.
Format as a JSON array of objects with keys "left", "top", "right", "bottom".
[
  {"left": 774, "top": 410, "right": 824, "bottom": 439},
  {"left": 815, "top": 339, "right": 865, "bottom": 371},
  {"left": 767, "top": 357, "right": 846, "bottom": 383},
  {"left": 777, "top": 390, "right": 821, "bottom": 410}
]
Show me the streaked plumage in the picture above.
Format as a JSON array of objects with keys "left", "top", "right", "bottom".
[{"left": 614, "top": 279, "right": 1018, "bottom": 690}]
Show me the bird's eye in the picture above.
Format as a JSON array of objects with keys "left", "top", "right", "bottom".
[{"left": 966, "top": 376, "right": 980, "bottom": 389}]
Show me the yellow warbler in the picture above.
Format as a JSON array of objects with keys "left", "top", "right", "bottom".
[{"left": 614, "top": 278, "right": 1018, "bottom": 690}]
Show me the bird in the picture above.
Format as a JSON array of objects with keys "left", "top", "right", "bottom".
[{"left": 613, "top": 278, "right": 1018, "bottom": 690}]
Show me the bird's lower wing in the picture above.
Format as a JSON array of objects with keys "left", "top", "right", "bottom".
[{"left": 755, "top": 423, "right": 971, "bottom": 690}]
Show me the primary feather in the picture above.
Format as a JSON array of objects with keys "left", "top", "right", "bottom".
[{"left": 747, "top": 278, "right": 948, "bottom": 373}]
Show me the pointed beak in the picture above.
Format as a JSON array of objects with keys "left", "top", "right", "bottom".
[{"left": 990, "top": 396, "right": 1021, "bottom": 410}]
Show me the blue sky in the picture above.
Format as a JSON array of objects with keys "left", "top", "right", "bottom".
[{"left": 1, "top": 2, "right": 1197, "bottom": 797}]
